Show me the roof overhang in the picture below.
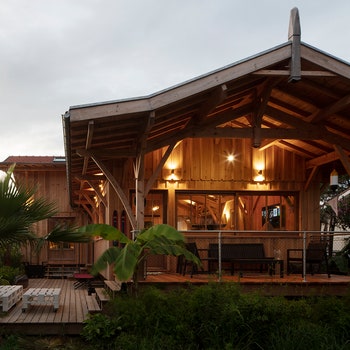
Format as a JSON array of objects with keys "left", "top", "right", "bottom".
[{"left": 63, "top": 9, "right": 350, "bottom": 210}]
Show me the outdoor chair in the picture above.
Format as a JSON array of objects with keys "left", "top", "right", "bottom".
[
  {"left": 180, "top": 242, "right": 216, "bottom": 277},
  {"left": 287, "top": 241, "right": 330, "bottom": 278}
]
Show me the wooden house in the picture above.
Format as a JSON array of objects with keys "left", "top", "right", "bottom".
[
  {"left": 0, "top": 156, "right": 92, "bottom": 276},
  {"left": 61, "top": 8, "right": 350, "bottom": 279}
]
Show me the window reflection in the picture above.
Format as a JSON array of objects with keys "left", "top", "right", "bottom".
[{"left": 176, "top": 192, "right": 297, "bottom": 231}]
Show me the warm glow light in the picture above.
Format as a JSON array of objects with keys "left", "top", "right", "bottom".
[
  {"left": 254, "top": 170, "right": 265, "bottom": 182},
  {"left": 152, "top": 205, "right": 160, "bottom": 212},
  {"left": 227, "top": 154, "right": 234, "bottom": 162},
  {"left": 168, "top": 162, "right": 178, "bottom": 170},
  {"left": 168, "top": 169, "right": 176, "bottom": 181},
  {"left": 183, "top": 199, "right": 196, "bottom": 205}
]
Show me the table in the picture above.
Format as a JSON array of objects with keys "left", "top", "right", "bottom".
[
  {"left": 73, "top": 273, "right": 94, "bottom": 289},
  {"left": 0, "top": 285, "right": 23, "bottom": 312},
  {"left": 22, "top": 288, "right": 61, "bottom": 312}
]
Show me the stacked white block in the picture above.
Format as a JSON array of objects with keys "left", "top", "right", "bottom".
[{"left": 0, "top": 285, "right": 23, "bottom": 312}]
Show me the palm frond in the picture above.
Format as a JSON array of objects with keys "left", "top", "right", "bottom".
[
  {"left": 0, "top": 165, "right": 58, "bottom": 248},
  {"left": 78, "top": 224, "right": 130, "bottom": 243},
  {"left": 45, "top": 225, "right": 92, "bottom": 243}
]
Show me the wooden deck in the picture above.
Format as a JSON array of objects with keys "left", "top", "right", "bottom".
[
  {"left": 0, "top": 278, "right": 93, "bottom": 335},
  {"left": 142, "top": 272, "right": 350, "bottom": 297},
  {"left": 0, "top": 273, "right": 349, "bottom": 335}
]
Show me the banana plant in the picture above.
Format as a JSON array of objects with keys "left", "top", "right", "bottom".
[{"left": 78, "top": 223, "right": 201, "bottom": 295}]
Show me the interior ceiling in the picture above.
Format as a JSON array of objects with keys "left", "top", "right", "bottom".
[{"left": 64, "top": 39, "right": 350, "bottom": 209}]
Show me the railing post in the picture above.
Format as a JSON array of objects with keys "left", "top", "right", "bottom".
[
  {"left": 218, "top": 230, "right": 222, "bottom": 282},
  {"left": 303, "top": 231, "right": 307, "bottom": 282}
]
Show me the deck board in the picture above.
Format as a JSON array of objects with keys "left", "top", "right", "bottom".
[{"left": 0, "top": 274, "right": 348, "bottom": 335}]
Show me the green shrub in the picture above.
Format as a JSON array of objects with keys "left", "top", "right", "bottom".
[
  {"left": 81, "top": 313, "right": 122, "bottom": 349},
  {"left": 81, "top": 284, "right": 350, "bottom": 349},
  {"left": 0, "top": 266, "right": 22, "bottom": 285},
  {"left": 0, "top": 245, "right": 24, "bottom": 270}
]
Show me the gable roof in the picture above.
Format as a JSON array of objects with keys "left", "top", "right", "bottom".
[
  {"left": 0, "top": 156, "right": 66, "bottom": 170},
  {"left": 63, "top": 8, "right": 350, "bottom": 207}
]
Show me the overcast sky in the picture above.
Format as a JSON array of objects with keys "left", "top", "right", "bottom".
[{"left": 1, "top": 0, "right": 350, "bottom": 162}]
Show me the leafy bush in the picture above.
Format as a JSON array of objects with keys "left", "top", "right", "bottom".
[
  {"left": 0, "top": 266, "right": 22, "bottom": 285},
  {"left": 81, "top": 313, "right": 122, "bottom": 348},
  {"left": 0, "top": 245, "right": 24, "bottom": 270},
  {"left": 82, "top": 284, "right": 350, "bottom": 349}
]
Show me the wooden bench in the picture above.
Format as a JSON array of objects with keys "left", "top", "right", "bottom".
[
  {"left": 104, "top": 280, "right": 122, "bottom": 298},
  {"left": 86, "top": 295, "right": 101, "bottom": 313},
  {"left": 208, "top": 243, "right": 284, "bottom": 277},
  {"left": 95, "top": 288, "right": 110, "bottom": 308}
]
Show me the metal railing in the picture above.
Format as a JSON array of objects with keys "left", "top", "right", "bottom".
[{"left": 181, "top": 230, "right": 350, "bottom": 282}]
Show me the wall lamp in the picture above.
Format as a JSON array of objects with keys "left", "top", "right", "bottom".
[
  {"left": 254, "top": 169, "right": 265, "bottom": 182},
  {"left": 330, "top": 169, "right": 338, "bottom": 192}
]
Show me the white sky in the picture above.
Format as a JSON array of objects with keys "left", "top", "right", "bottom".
[{"left": 1, "top": 0, "right": 350, "bottom": 162}]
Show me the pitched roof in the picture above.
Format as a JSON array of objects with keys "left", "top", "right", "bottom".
[
  {"left": 0, "top": 156, "right": 66, "bottom": 170},
  {"left": 63, "top": 8, "right": 350, "bottom": 207}
]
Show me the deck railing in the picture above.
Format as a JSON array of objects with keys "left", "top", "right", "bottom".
[{"left": 180, "top": 230, "right": 350, "bottom": 282}]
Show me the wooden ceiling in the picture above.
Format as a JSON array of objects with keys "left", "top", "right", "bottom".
[{"left": 63, "top": 8, "right": 350, "bottom": 210}]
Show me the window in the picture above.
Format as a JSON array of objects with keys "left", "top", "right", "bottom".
[
  {"left": 176, "top": 191, "right": 297, "bottom": 231},
  {"left": 131, "top": 190, "right": 167, "bottom": 227},
  {"left": 49, "top": 242, "right": 74, "bottom": 250},
  {"left": 48, "top": 217, "right": 75, "bottom": 250}
]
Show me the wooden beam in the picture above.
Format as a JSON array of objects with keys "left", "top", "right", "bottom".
[
  {"left": 87, "top": 180, "right": 108, "bottom": 207},
  {"left": 252, "top": 79, "right": 280, "bottom": 147},
  {"left": 277, "top": 140, "right": 317, "bottom": 158},
  {"left": 90, "top": 153, "right": 137, "bottom": 230},
  {"left": 265, "top": 105, "right": 350, "bottom": 150},
  {"left": 309, "top": 93, "right": 350, "bottom": 123},
  {"left": 82, "top": 121, "right": 94, "bottom": 175},
  {"left": 288, "top": 7, "right": 301, "bottom": 83},
  {"left": 134, "top": 112, "right": 155, "bottom": 230},
  {"left": 258, "top": 139, "right": 280, "bottom": 151},
  {"left": 197, "top": 84, "right": 227, "bottom": 122},
  {"left": 306, "top": 151, "right": 340, "bottom": 169},
  {"left": 81, "top": 203, "right": 94, "bottom": 222},
  {"left": 254, "top": 70, "right": 336, "bottom": 77},
  {"left": 304, "top": 166, "right": 318, "bottom": 191},
  {"left": 301, "top": 45, "right": 350, "bottom": 79},
  {"left": 136, "top": 111, "right": 155, "bottom": 154},
  {"left": 146, "top": 104, "right": 253, "bottom": 152},
  {"left": 81, "top": 192, "right": 96, "bottom": 208},
  {"left": 76, "top": 148, "right": 136, "bottom": 159},
  {"left": 75, "top": 174, "right": 106, "bottom": 181},
  {"left": 134, "top": 154, "right": 145, "bottom": 231},
  {"left": 334, "top": 144, "right": 350, "bottom": 175},
  {"left": 145, "top": 142, "right": 176, "bottom": 196},
  {"left": 186, "top": 126, "right": 323, "bottom": 141}
]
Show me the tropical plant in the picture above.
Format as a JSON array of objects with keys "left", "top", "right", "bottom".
[
  {"left": 0, "top": 164, "right": 57, "bottom": 246},
  {"left": 0, "top": 164, "right": 91, "bottom": 258},
  {"left": 78, "top": 223, "right": 201, "bottom": 294}
]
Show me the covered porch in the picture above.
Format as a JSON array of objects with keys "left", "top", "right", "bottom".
[{"left": 62, "top": 8, "right": 350, "bottom": 279}]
